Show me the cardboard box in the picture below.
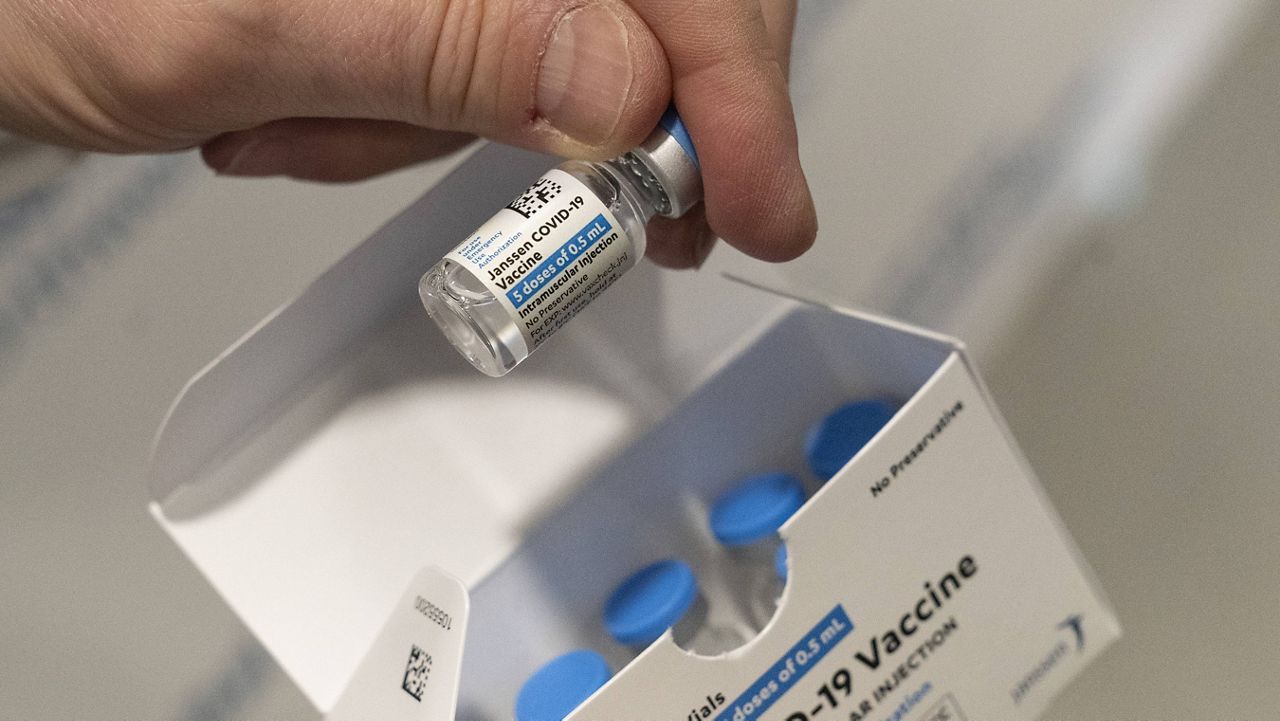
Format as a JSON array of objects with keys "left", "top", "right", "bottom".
[{"left": 149, "top": 143, "right": 1118, "bottom": 720}]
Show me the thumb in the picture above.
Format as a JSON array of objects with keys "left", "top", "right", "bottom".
[
  {"left": 520, "top": 2, "right": 673, "bottom": 156},
  {"left": 16, "top": 0, "right": 671, "bottom": 158},
  {"left": 197, "top": 0, "right": 670, "bottom": 158}
]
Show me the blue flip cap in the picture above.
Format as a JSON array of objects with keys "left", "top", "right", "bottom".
[
  {"left": 515, "top": 650, "right": 611, "bottom": 721},
  {"left": 603, "top": 559, "right": 697, "bottom": 647},
  {"left": 709, "top": 472, "right": 806, "bottom": 547},
  {"left": 659, "top": 106, "right": 699, "bottom": 168},
  {"left": 775, "top": 543, "right": 789, "bottom": 582},
  {"left": 805, "top": 399, "right": 901, "bottom": 481}
]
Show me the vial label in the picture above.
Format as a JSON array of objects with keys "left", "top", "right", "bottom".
[{"left": 444, "top": 169, "right": 633, "bottom": 350}]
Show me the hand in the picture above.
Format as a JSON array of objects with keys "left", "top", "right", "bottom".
[{"left": 0, "top": 0, "right": 816, "bottom": 268}]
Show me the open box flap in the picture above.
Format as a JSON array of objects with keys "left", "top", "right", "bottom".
[
  {"left": 148, "top": 142, "right": 526, "bottom": 501},
  {"left": 149, "top": 142, "right": 794, "bottom": 507}
]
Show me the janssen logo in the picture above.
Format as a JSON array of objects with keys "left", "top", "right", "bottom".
[{"left": 1010, "top": 615, "right": 1085, "bottom": 705}]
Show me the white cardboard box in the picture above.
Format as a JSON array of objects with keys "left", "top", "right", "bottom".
[{"left": 149, "top": 143, "right": 1118, "bottom": 720}]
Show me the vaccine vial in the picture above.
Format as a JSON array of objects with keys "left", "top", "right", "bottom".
[
  {"left": 419, "top": 109, "right": 702, "bottom": 376},
  {"left": 602, "top": 558, "right": 742, "bottom": 656},
  {"left": 708, "top": 471, "right": 806, "bottom": 629},
  {"left": 514, "top": 649, "right": 612, "bottom": 721},
  {"left": 805, "top": 399, "right": 901, "bottom": 483}
]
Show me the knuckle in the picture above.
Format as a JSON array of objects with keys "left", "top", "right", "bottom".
[
  {"left": 416, "top": 0, "right": 489, "bottom": 127},
  {"left": 415, "top": 0, "right": 574, "bottom": 132},
  {"left": 415, "top": 0, "right": 548, "bottom": 130},
  {"left": 81, "top": 1, "right": 277, "bottom": 136}
]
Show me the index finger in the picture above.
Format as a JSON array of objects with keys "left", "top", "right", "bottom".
[{"left": 629, "top": 0, "right": 816, "bottom": 262}]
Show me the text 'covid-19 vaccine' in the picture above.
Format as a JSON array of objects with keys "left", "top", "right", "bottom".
[{"left": 419, "top": 108, "right": 701, "bottom": 376}]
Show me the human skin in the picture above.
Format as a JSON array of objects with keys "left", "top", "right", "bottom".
[{"left": 0, "top": 0, "right": 815, "bottom": 268}]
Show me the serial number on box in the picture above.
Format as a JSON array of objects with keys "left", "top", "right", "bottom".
[{"left": 414, "top": 595, "right": 453, "bottom": 631}]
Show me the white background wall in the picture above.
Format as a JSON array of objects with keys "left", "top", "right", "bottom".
[
  {"left": 988, "top": 12, "right": 1280, "bottom": 715},
  {"left": 2, "top": 1, "right": 1277, "bottom": 718}
]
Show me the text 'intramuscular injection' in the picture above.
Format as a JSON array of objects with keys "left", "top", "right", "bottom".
[{"left": 419, "top": 108, "right": 701, "bottom": 376}]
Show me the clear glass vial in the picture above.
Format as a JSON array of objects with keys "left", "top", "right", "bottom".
[
  {"left": 514, "top": 649, "right": 612, "bottom": 721},
  {"left": 419, "top": 109, "right": 702, "bottom": 376},
  {"left": 708, "top": 471, "right": 806, "bottom": 629},
  {"left": 602, "top": 558, "right": 743, "bottom": 656}
]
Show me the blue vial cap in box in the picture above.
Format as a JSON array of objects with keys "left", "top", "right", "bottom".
[
  {"left": 514, "top": 650, "right": 611, "bottom": 721},
  {"left": 709, "top": 472, "right": 806, "bottom": 547},
  {"left": 603, "top": 559, "right": 697, "bottom": 646},
  {"left": 805, "top": 399, "right": 900, "bottom": 481},
  {"left": 775, "top": 543, "right": 789, "bottom": 582}
]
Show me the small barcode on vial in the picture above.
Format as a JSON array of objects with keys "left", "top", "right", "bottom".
[
  {"left": 401, "top": 644, "right": 432, "bottom": 701},
  {"left": 506, "top": 176, "right": 563, "bottom": 218}
]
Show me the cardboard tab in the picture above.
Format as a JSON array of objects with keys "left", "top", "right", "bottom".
[{"left": 327, "top": 567, "right": 470, "bottom": 721}]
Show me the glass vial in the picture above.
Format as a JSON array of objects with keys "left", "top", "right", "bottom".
[
  {"left": 602, "top": 558, "right": 743, "bottom": 656},
  {"left": 419, "top": 108, "right": 702, "bottom": 376},
  {"left": 514, "top": 649, "right": 612, "bottom": 721},
  {"left": 708, "top": 471, "right": 806, "bottom": 630}
]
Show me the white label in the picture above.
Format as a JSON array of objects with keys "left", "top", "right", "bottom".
[
  {"left": 326, "top": 567, "right": 470, "bottom": 721},
  {"left": 444, "top": 168, "right": 634, "bottom": 350}
]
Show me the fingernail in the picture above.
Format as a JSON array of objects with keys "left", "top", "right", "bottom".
[
  {"left": 537, "top": 6, "right": 633, "bottom": 146},
  {"left": 209, "top": 138, "right": 282, "bottom": 177},
  {"left": 693, "top": 227, "right": 718, "bottom": 268}
]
